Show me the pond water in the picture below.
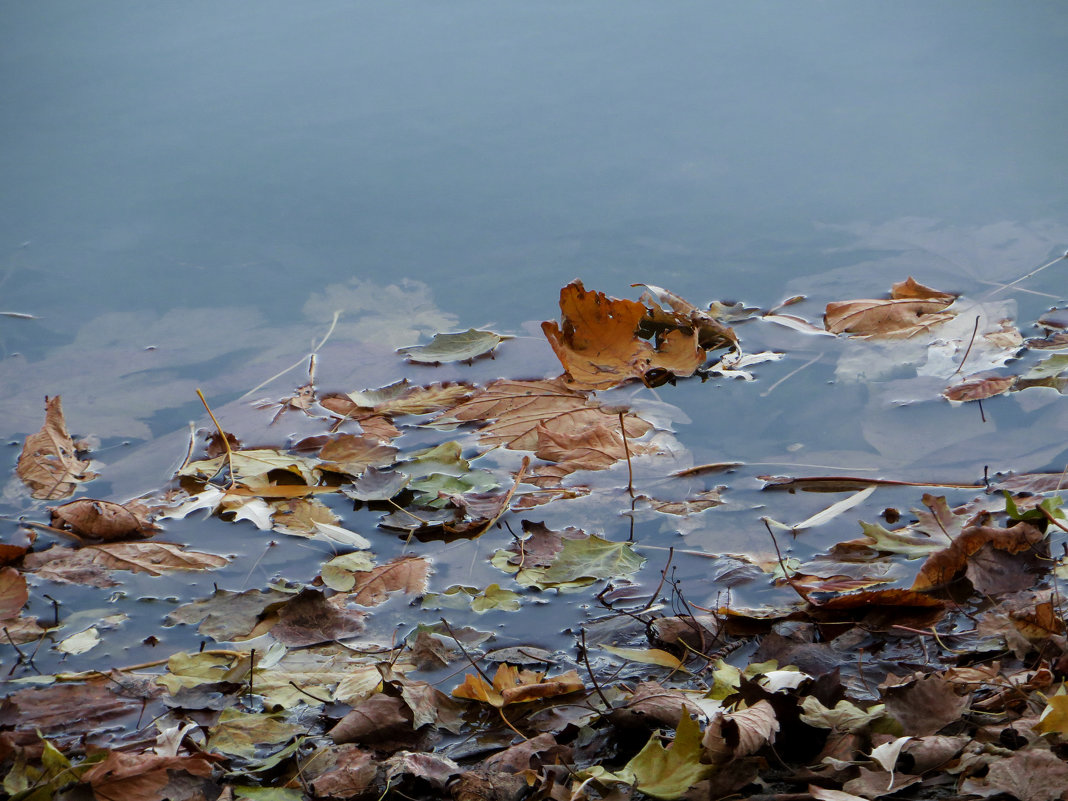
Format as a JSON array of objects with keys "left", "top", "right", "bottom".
[{"left": 2, "top": 3, "right": 1067, "bottom": 680}]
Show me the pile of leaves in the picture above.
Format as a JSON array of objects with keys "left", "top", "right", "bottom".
[{"left": 4, "top": 276, "right": 1068, "bottom": 801}]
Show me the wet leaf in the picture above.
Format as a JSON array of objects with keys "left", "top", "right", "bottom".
[
  {"left": 23, "top": 542, "right": 228, "bottom": 586},
  {"left": 880, "top": 672, "right": 968, "bottom": 736},
  {"left": 602, "top": 645, "right": 685, "bottom": 670},
  {"left": 398, "top": 328, "right": 509, "bottom": 363},
  {"left": 0, "top": 566, "right": 28, "bottom": 621},
  {"left": 205, "top": 708, "right": 303, "bottom": 758},
  {"left": 271, "top": 588, "right": 365, "bottom": 647},
  {"left": 56, "top": 626, "right": 101, "bottom": 655},
  {"left": 167, "top": 586, "right": 295, "bottom": 642},
  {"left": 16, "top": 395, "right": 97, "bottom": 500},
  {"left": 494, "top": 531, "right": 645, "bottom": 591},
  {"left": 972, "top": 748, "right": 1068, "bottom": 801},
  {"left": 319, "top": 552, "right": 376, "bottom": 592},
  {"left": 343, "top": 466, "right": 409, "bottom": 501},
  {"left": 825, "top": 278, "right": 956, "bottom": 339},
  {"left": 80, "top": 750, "right": 214, "bottom": 801},
  {"left": 542, "top": 280, "right": 716, "bottom": 389},
  {"left": 911, "top": 520, "right": 1046, "bottom": 592},
  {"left": 452, "top": 663, "right": 583, "bottom": 707},
  {"left": 420, "top": 583, "right": 522, "bottom": 613},
  {"left": 588, "top": 712, "right": 713, "bottom": 799},
  {"left": 50, "top": 498, "right": 156, "bottom": 541},
  {"left": 317, "top": 434, "right": 398, "bottom": 477},
  {"left": 942, "top": 373, "right": 1016, "bottom": 402},
  {"left": 332, "top": 555, "right": 432, "bottom": 607}
]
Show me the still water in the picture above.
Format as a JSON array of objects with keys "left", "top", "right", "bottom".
[{"left": 2, "top": 2, "right": 1067, "bottom": 674}]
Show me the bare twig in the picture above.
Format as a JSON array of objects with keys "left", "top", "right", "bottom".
[
  {"left": 196, "top": 389, "right": 235, "bottom": 489},
  {"left": 619, "top": 412, "right": 634, "bottom": 498}
]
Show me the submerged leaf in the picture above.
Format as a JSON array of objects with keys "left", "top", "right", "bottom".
[{"left": 397, "top": 328, "right": 509, "bottom": 363}]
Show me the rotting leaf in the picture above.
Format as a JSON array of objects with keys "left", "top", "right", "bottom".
[
  {"left": 16, "top": 395, "right": 98, "bottom": 500},
  {"left": 397, "top": 328, "right": 509, "bottom": 363}
]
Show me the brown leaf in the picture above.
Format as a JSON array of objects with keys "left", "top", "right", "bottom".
[
  {"left": 16, "top": 396, "right": 97, "bottom": 500},
  {"left": 889, "top": 277, "right": 957, "bottom": 302},
  {"left": 942, "top": 373, "right": 1016, "bottom": 402},
  {"left": 330, "top": 694, "right": 412, "bottom": 744},
  {"left": 0, "top": 566, "right": 28, "bottom": 621},
  {"left": 317, "top": 434, "right": 399, "bottom": 476},
  {"left": 453, "top": 664, "right": 584, "bottom": 708},
  {"left": 979, "top": 748, "right": 1068, "bottom": 801},
  {"left": 532, "top": 419, "right": 658, "bottom": 477},
  {"left": 22, "top": 542, "right": 228, "bottom": 586},
  {"left": 335, "top": 555, "right": 432, "bottom": 607},
  {"left": 309, "top": 745, "right": 379, "bottom": 799},
  {"left": 80, "top": 749, "right": 213, "bottom": 801},
  {"left": 483, "top": 732, "right": 571, "bottom": 773},
  {"left": 611, "top": 681, "right": 704, "bottom": 729},
  {"left": 541, "top": 280, "right": 708, "bottom": 389},
  {"left": 911, "top": 521, "right": 1046, "bottom": 592},
  {"left": 813, "top": 589, "right": 946, "bottom": 630},
  {"left": 824, "top": 279, "right": 956, "bottom": 339},
  {"left": 703, "top": 700, "right": 780, "bottom": 765},
  {"left": 271, "top": 588, "right": 365, "bottom": 646},
  {"left": 50, "top": 498, "right": 156, "bottom": 541},
  {"left": 436, "top": 376, "right": 652, "bottom": 452},
  {"left": 880, "top": 673, "right": 968, "bottom": 736}
]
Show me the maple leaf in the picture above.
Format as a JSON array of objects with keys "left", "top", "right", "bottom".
[
  {"left": 16, "top": 395, "right": 98, "bottom": 500},
  {"left": 452, "top": 663, "right": 583, "bottom": 707},
  {"left": 587, "top": 712, "right": 713, "bottom": 799},
  {"left": 330, "top": 555, "right": 432, "bottom": 606},
  {"left": 542, "top": 280, "right": 723, "bottom": 389}
]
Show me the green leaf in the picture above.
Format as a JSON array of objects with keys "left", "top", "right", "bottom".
[
  {"left": 495, "top": 534, "right": 645, "bottom": 591},
  {"left": 320, "top": 552, "right": 376, "bottom": 592},
  {"left": 623, "top": 712, "right": 714, "bottom": 799},
  {"left": 602, "top": 645, "right": 685, "bottom": 670},
  {"left": 206, "top": 708, "right": 303, "bottom": 758},
  {"left": 397, "top": 328, "right": 509, "bottom": 363},
  {"left": 421, "top": 583, "right": 522, "bottom": 613}
]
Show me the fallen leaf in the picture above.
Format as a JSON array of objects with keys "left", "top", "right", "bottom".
[
  {"left": 80, "top": 749, "right": 213, "bottom": 801},
  {"left": 880, "top": 673, "right": 968, "bottom": 736},
  {"left": 206, "top": 708, "right": 303, "bottom": 758},
  {"left": 271, "top": 588, "right": 365, "bottom": 647},
  {"left": 703, "top": 700, "right": 780, "bottom": 764},
  {"left": 0, "top": 566, "right": 28, "bottom": 620},
  {"left": 588, "top": 712, "right": 713, "bottom": 799},
  {"left": 317, "top": 434, "right": 399, "bottom": 477},
  {"left": 23, "top": 542, "right": 228, "bottom": 586},
  {"left": 50, "top": 498, "right": 156, "bottom": 540},
  {"left": 911, "top": 520, "right": 1046, "bottom": 592},
  {"left": 330, "top": 694, "right": 413, "bottom": 744},
  {"left": 825, "top": 277, "right": 957, "bottom": 339},
  {"left": 542, "top": 280, "right": 713, "bottom": 389},
  {"left": 332, "top": 555, "right": 432, "bottom": 607},
  {"left": 942, "top": 373, "right": 1016, "bottom": 402},
  {"left": 397, "top": 328, "right": 509, "bottom": 363},
  {"left": 167, "top": 586, "right": 295, "bottom": 642},
  {"left": 309, "top": 746, "right": 378, "bottom": 799},
  {"left": 16, "top": 395, "right": 97, "bottom": 500},
  {"left": 977, "top": 747, "right": 1068, "bottom": 801},
  {"left": 602, "top": 645, "right": 685, "bottom": 670},
  {"left": 452, "top": 663, "right": 583, "bottom": 707},
  {"left": 56, "top": 625, "right": 101, "bottom": 655}
]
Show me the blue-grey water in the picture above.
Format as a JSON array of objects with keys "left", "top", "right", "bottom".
[{"left": 2, "top": 2, "right": 1067, "bottom": 676}]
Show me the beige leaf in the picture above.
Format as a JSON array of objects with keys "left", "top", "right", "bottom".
[{"left": 16, "top": 396, "right": 97, "bottom": 500}]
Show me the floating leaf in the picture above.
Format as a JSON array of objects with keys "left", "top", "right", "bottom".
[
  {"left": 602, "top": 645, "right": 685, "bottom": 670},
  {"left": 942, "top": 373, "right": 1016, "bottom": 402},
  {"left": 16, "top": 395, "right": 97, "bottom": 500},
  {"left": 825, "top": 277, "right": 956, "bottom": 339},
  {"left": 452, "top": 663, "right": 583, "bottom": 708},
  {"left": 398, "top": 328, "right": 509, "bottom": 363},
  {"left": 56, "top": 626, "right": 101, "bottom": 655}
]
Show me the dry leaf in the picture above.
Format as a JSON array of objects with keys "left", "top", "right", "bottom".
[
  {"left": 333, "top": 555, "right": 432, "bottom": 607},
  {"left": 16, "top": 395, "right": 97, "bottom": 499},
  {"left": 942, "top": 373, "right": 1016, "bottom": 402},
  {"left": 452, "top": 663, "right": 584, "bottom": 707}
]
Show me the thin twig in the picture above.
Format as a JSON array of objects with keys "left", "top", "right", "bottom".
[
  {"left": 952, "top": 316, "right": 981, "bottom": 377},
  {"left": 763, "top": 519, "right": 811, "bottom": 604},
  {"left": 760, "top": 353, "right": 821, "bottom": 397},
  {"left": 241, "top": 309, "right": 341, "bottom": 399},
  {"left": 580, "top": 629, "right": 611, "bottom": 709},
  {"left": 196, "top": 389, "right": 235, "bottom": 489},
  {"left": 639, "top": 547, "right": 674, "bottom": 612},
  {"left": 984, "top": 252, "right": 1068, "bottom": 299},
  {"left": 619, "top": 412, "right": 634, "bottom": 498},
  {"left": 472, "top": 456, "right": 530, "bottom": 537}
]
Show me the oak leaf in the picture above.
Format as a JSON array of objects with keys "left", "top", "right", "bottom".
[{"left": 16, "top": 395, "right": 97, "bottom": 500}]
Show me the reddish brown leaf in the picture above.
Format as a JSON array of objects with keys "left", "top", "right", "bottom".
[
  {"left": 911, "top": 521, "right": 1046, "bottom": 592},
  {"left": 16, "top": 396, "right": 97, "bottom": 500},
  {"left": 80, "top": 749, "right": 213, "bottom": 801},
  {"left": 317, "top": 434, "right": 399, "bottom": 476},
  {"left": 337, "top": 555, "right": 432, "bottom": 607},
  {"left": 0, "top": 566, "right": 27, "bottom": 621}
]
